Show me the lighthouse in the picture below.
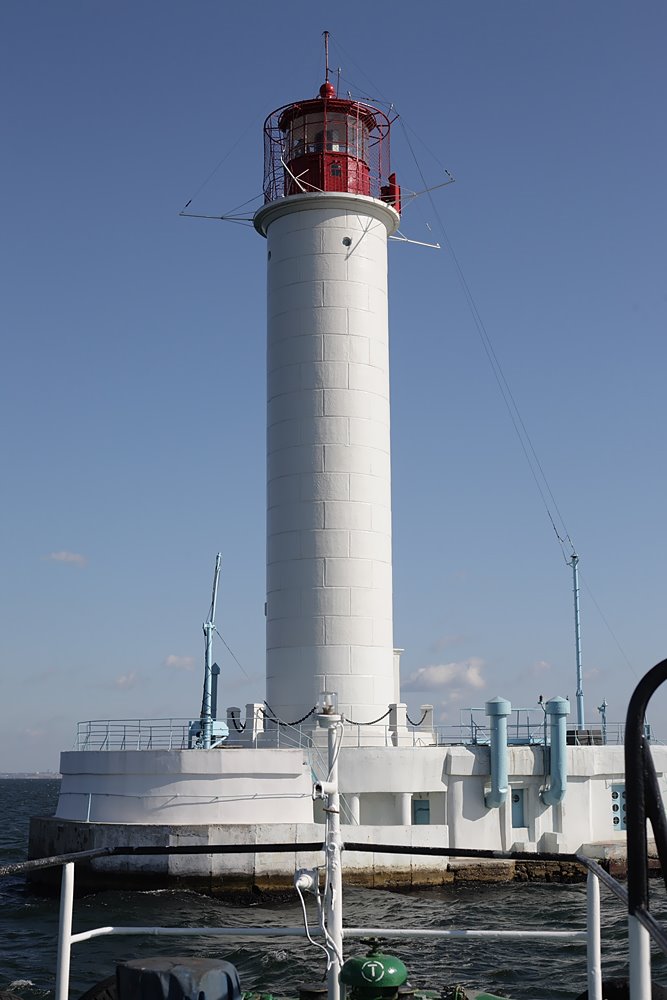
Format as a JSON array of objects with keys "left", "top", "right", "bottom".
[{"left": 254, "top": 68, "right": 402, "bottom": 727}]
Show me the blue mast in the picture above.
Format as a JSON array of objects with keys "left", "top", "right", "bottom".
[{"left": 569, "top": 552, "right": 585, "bottom": 730}]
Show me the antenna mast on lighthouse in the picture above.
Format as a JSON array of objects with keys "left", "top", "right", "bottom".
[
  {"left": 200, "top": 552, "right": 222, "bottom": 749},
  {"left": 569, "top": 551, "right": 585, "bottom": 730},
  {"left": 323, "top": 29, "right": 330, "bottom": 83}
]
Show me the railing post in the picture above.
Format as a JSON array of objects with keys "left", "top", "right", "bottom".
[
  {"left": 586, "top": 869, "right": 602, "bottom": 1000},
  {"left": 323, "top": 717, "right": 343, "bottom": 1000},
  {"left": 55, "top": 862, "right": 75, "bottom": 1000},
  {"left": 628, "top": 916, "right": 651, "bottom": 1000}
]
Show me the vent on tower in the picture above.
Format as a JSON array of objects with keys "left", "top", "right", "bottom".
[{"left": 261, "top": 81, "right": 397, "bottom": 209}]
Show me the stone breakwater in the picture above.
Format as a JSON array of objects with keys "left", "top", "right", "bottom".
[{"left": 28, "top": 815, "right": 653, "bottom": 896}]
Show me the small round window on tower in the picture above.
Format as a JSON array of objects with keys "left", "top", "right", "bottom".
[{"left": 342, "top": 237, "right": 352, "bottom": 247}]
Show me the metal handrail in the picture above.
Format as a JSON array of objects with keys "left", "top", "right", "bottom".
[
  {"left": 75, "top": 716, "right": 636, "bottom": 751},
  {"left": 47, "top": 851, "right": 604, "bottom": 1000},
  {"left": 76, "top": 719, "right": 193, "bottom": 751},
  {"left": 5, "top": 837, "right": 667, "bottom": 1000},
  {"left": 0, "top": 845, "right": 654, "bottom": 1000}
]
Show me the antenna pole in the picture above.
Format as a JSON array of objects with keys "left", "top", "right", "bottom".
[
  {"left": 323, "top": 30, "right": 330, "bottom": 83},
  {"left": 201, "top": 553, "right": 222, "bottom": 749},
  {"left": 597, "top": 699, "right": 608, "bottom": 745},
  {"left": 569, "top": 552, "right": 585, "bottom": 730}
]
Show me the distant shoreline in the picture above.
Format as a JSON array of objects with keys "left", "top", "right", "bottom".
[{"left": 0, "top": 773, "right": 61, "bottom": 780}]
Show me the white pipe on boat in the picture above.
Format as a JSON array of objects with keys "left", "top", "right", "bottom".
[
  {"left": 70, "top": 925, "right": 320, "bottom": 943},
  {"left": 484, "top": 697, "right": 511, "bottom": 809},
  {"left": 55, "top": 862, "right": 75, "bottom": 1000},
  {"left": 324, "top": 717, "right": 344, "bottom": 1000},
  {"left": 342, "top": 927, "right": 586, "bottom": 941},
  {"left": 628, "top": 915, "right": 652, "bottom": 1000},
  {"left": 586, "top": 869, "right": 602, "bottom": 1000},
  {"left": 69, "top": 923, "right": 586, "bottom": 945},
  {"left": 541, "top": 696, "right": 570, "bottom": 806}
]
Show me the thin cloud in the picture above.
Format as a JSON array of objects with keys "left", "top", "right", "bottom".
[
  {"left": 164, "top": 654, "right": 195, "bottom": 671},
  {"left": 114, "top": 672, "right": 137, "bottom": 689},
  {"left": 530, "top": 659, "right": 552, "bottom": 676},
  {"left": 23, "top": 728, "right": 46, "bottom": 740},
  {"left": 27, "top": 665, "right": 86, "bottom": 683},
  {"left": 45, "top": 550, "right": 87, "bottom": 568},
  {"left": 403, "top": 657, "right": 486, "bottom": 692}
]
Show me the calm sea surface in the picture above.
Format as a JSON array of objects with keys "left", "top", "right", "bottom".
[{"left": 1, "top": 778, "right": 666, "bottom": 1000}]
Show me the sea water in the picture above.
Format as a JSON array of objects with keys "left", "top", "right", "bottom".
[{"left": 1, "top": 778, "right": 666, "bottom": 1000}]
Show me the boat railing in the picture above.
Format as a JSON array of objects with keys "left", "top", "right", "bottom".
[{"left": 2, "top": 841, "right": 666, "bottom": 1000}]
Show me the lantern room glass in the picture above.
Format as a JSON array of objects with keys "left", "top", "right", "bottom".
[{"left": 286, "top": 113, "right": 370, "bottom": 164}]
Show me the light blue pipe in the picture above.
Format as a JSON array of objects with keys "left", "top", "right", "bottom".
[
  {"left": 485, "top": 697, "right": 511, "bottom": 809},
  {"left": 541, "top": 696, "right": 570, "bottom": 806}
]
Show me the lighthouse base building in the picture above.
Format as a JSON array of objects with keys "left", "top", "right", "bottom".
[{"left": 29, "top": 731, "right": 655, "bottom": 891}]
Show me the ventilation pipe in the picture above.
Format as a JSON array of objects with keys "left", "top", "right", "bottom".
[
  {"left": 485, "top": 697, "right": 511, "bottom": 809},
  {"left": 211, "top": 663, "right": 220, "bottom": 720},
  {"left": 541, "top": 696, "right": 570, "bottom": 806}
]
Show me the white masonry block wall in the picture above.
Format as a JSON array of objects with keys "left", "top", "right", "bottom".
[{"left": 254, "top": 193, "right": 400, "bottom": 726}]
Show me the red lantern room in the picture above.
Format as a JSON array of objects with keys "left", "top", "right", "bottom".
[{"left": 262, "top": 79, "right": 400, "bottom": 214}]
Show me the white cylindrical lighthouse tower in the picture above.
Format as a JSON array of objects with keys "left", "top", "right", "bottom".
[{"left": 254, "top": 78, "right": 401, "bottom": 727}]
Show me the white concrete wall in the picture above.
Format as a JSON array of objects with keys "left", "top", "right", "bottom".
[
  {"left": 359, "top": 792, "right": 401, "bottom": 825},
  {"left": 338, "top": 744, "right": 450, "bottom": 792},
  {"left": 53, "top": 742, "right": 666, "bottom": 856},
  {"left": 55, "top": 749, "right": 313, "bottom": 825},
  {"left": 336, "top": 742, "right": 667, "bottom": 853},
  {"left": 255, "top": 193, "right": 400, "bottom": 726}
]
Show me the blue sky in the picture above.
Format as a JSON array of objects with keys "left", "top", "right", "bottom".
[{"left": 2, "top": 2, "right": 666, "bottom": 772}]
